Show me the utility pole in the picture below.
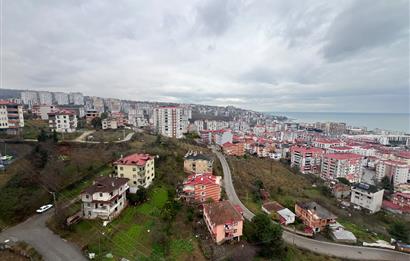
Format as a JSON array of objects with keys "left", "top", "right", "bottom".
[{"left": 51, "top": 191, "right": 57, "bottom": 215}]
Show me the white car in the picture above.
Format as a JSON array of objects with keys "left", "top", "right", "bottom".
[{"left": 36, "top": 204, "right": 53, "bottom": 213}]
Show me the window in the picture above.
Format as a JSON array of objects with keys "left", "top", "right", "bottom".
[
  {"left": 133, "top": 168, "right": 136, "bottom": 171},
  {"left": 120, "top": 167, "right": 123, "bottom": 170},
  {"left": 99, "top": 193, "right": 103, "bottom": 197}
]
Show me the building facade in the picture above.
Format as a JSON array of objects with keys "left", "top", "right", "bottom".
[
  {"left": 113, "top": 153, "right": 155, "bottom": 193},
  {"left": 295, "top": 201, "right": 337, "bottom": 233},
  {"left": 222, "top": 142, "right": 245, "bottom": 157},
  {"left": 321, "top": 153, "right": 363, "bottom": 183},
  {"left": 203, "top": 200, "right": 243, "bottom": 245},
  {"left": 153, "top": 106, "right": 188, "bottom": 138},
  {"left": 81, "top": 177, "right": 129, "bottom": 220},
  {"left": 183, "top": 151, "right": 213, "bottom": 174},
  {"left": 181, "top": 173, "right": 222, "bottom": 203},
  {"left": 0, "top": 100, "right": 25, "bottom": 134},
  {"left": 290, "top": 145, "right": 324, "bottom": 174},
  {"left": 48, "top": 109, "right": 78, "bottom": 133},
  {"left": 350, "top": 183, "right": 384, "bottom": 213},
  {"left": 376, "top": 160, "right": 409, "bottom": 186}
]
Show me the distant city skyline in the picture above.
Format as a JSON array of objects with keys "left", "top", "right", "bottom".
[{"left": 1, "top": 0, "right": 409, "bottom": 113}]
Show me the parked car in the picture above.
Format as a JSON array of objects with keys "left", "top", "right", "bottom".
[{"left": 36, "top": 204, "right": 53, "bottom": 213}]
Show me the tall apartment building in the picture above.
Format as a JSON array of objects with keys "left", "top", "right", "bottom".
[
  {"left": 321, "top": 153, "right": 364, "bottom": 183},
  {"left": 38, "top": 91, "right": 53, "bottom": 105},
  {"left": 0, "top": 100, "right": 24, "bottom": 135},
  {"left": 113, "top": 153, "right": 155, "bottom": 193},
  {"left": 376, "top": 160, "right": 409, "bottom": 186},
  {"left": 69, "top": 92, "right": 84, "bottom": 105},
  {"left": 290, "top": 145, "right": 324, "bottom": 174},
  {"left": 48, "top": 109, "right": 78, "bottom": 133},
  {"left": 350, "top": 183, "right": 384, "bottom": 213},
  {"left": 153, "top": 106, "right": 188, "bottom": 138},
  {"left": 20, "top": 91, "right": 38, "bottom": 108},
  {"left": 53, "top": 92, "right": 69, "bottom": 105}
]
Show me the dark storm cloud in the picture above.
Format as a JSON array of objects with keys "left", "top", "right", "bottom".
[{"left": 1, "top": 0, "right": 409, "bottom": 112}]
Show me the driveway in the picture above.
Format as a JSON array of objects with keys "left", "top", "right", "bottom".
[
  {"left": 0, "top": 211, "right": 86, "bottom": 261},
  {"left": 213, "top": 150, "right": 410, "bottom": 261}
]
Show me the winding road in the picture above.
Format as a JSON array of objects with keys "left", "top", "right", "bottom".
[
  {"left": 214, "top": 150, "right": 410, "bottom": 261},
  {"left": 0, "top": 211, "right": 86, "bottom": 261}
]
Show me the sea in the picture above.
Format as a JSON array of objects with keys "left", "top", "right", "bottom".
[{"left": 270, "top": 112, "right": 410, "bottom": 133}]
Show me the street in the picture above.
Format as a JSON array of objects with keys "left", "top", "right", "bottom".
[
  {"left": 0, "top": 211, "right": 86, "bottom": 261},
  {"left": 214, "top": 150, "right": 410, "bottom": 261}
]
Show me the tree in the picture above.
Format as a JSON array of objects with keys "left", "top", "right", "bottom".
[
  {"left": 380, "top": 176, "right": 393, "bottom": 192},
  {"left": 127, "top": 187, "right": 148, "bottom": 205},
  {"left": 337, "top": 177, "right": 350, "bottom": 185},
  {"left": 52, "top": 130, "right": 59, "bottom": 143},
  {"left": 244, "top": 213, "right": 285, "bottom": 258},
  {"left": 91, "top": 117, "right": 102, "bottom": 129},
  {"left": 389, "top": 221, "right": 410, "bottom": 243},
  {"left": 37, "top": 129, "right": 48, "bottom": 142}
]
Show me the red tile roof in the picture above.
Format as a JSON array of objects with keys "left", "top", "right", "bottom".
[
  {"left": 203, "top": 200, "right": 243, "bottom": 225},
  {"left": 184, "top": 173, "right": 220, "bottom": 186},
  {"left": 324, "top": 153, "right": 363, "bottom": 160},
  {"left": 48, "top": 109, "right": 76, "bottom": 116},
  {"left": 114, "top": 153, "right": 154, "bottom": 166}
]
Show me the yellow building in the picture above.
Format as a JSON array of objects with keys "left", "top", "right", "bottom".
[
  {"left": 113, "top": 153, "right": 155, "bottom": 193},
  {"left": 184, "top": 151, "right": 213, "bottom": 174}
]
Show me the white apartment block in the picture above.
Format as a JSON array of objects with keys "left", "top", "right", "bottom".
[
  {"left": 48, "top": 109, "right": 78, "bottom": 133},
  {"left": 81, "top": 177, "right": 129, "bottom": 220},
  {"left": 321, "top": 153, "right": 363, "bottom": 183},
  {"left": 113, "top": 153, "right": 155, "bottom": 193},
  {"left": 0, "top": 101, "right": 24, "bottom": 134},
  {"left": 194, "top": 120, "right": 204, "bottom": 133},
  {"left": 53, "top": 92, "right": 69, "bottom": 105},
  {"left": 376, "top": 160, "right": 409, "bottom": 186},
  {"left": 153, "top": 106, "right": 188, "bottom": 138},
  {"left": 102, "top": 118, "right": 118, "bottom": 130},
  {"left": 69, "top": 92, "right": 84, "bottom": 105},
  {"left": 38, "top": 91, "right": 53, "bottom": 105},
  {"left": 205, "top": 120, "right": 229, "bottom": 131},
  {"left": 350, "top": 183, "right": 384, "bottom": 213},
  {"left": 20, "top": 91, "right": 38, "bottom": 107},
  {"left": 215, "top": 131, "right": 233, "bottom": 146}
]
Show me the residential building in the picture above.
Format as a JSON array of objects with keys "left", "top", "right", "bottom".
[
  {"left": 312, "top": 138, "right": 344, "bottom": 149},
  {"left": 0, "top": 100, "right": 25, "bottom": 135},
  {"left": 295, "top": 202, "right": 337, "bottom": 233},
  {"left": 48, "top": 109, "right": 78, "bottom": 133},
  {"left": 222, "top": 142, "right": 245, "bottom": 157},
  {"left": 331, "top": 183, "right": 351, "bottom": 199},
  {"left": 261, "top": 201, "right": 295, "bottom": 225},
  {"left": 321, "top": 153, "right": 363, "bottom": 183},
  {"left": 20, "top": 91, "right": 38, "bottom": 108},
  {"left": 113, "top": 153, "right": 155, "bottom": 193},
  {"left": 32, "top": 105, "right": 56, "bottom": 120},
  {"left": 350, "top": 183, "right": 384, "bottom": 213},
  {"left": 53, "top": 92, "right": 69, "bottom": 105},
  {"left": 153, "top": 106, "right": 188, "bottom": 138},
  {"left": 376, "top": 160, "right": 409, "bottom": 186},
  {"left": 181, "top": 173, "right": 222, "bottom": 203},
  {"left": 203, "top": 200, "right": 244, "bottom": 245},
  {"left": 102, "top": 118, "right": 118, "bottom": 130},
  {"left": 86, "top": 109, "right": 100, "bottom": 123},
  {"left": 69, "top": 92, "right": 84, "bottom": 105},
  {"left": 184, "top": 151, "right": 213, "bottom": 174},
  {"left": 392, "top": 192, "right": 410, "bottom": 212},
  {"left": 38, "top": 91, "right": 53, "bottom": 105},
  {"left": 215, "top": 130, "right": 233, "bottom": 146},
  {"left": 81, "top": 176, "right": 129, "bottom": 220},
  {"left": 290, "top": 145, "right": 324, "bottom": 174}
]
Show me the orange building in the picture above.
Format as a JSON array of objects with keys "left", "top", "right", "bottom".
[
  {"left": 295, "top": 202, "right": 337, "bottom": 233},
  {"left": 222, "top": 142, "right": 245, "bottom": 156},
  {"left": 181, "top": 173, "right": 222, "bottom": 203}
]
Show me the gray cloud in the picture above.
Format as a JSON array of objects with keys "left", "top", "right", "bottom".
[{"left": 1, "top": 0, "right": 409, "bottom": 113}]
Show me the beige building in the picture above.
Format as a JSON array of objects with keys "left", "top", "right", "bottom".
[
  {"left": 0, "top": 100, "right": 24, "bottom": 135},
  {"left": 184, "top": 151, "right": 213, "bottom": 174},
  {"left": 113, "top": 153, "right": 155, "bottom": 193}
]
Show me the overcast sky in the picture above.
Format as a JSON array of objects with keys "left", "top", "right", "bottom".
[{"left": 1, "top": 0, "right": 409, "bottom": 112}]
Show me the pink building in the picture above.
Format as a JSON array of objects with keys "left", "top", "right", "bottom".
[
  {"left": 181, "top": 173, "right": 222, "bottom": 203},
  {"left": 321, "top": 153, "right": 363, "bottom": 182},
  {"left": 203, "top": 200, "right": 244, "bottom": 245},
  {"left": 290, "top": 145, "right": 324, "bottom": 174}
]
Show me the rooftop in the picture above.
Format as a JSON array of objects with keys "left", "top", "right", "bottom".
[
  {"left": 204, "top": 200, "right": 243, "bottom": 225},
  {"left": 114, "top": 153, "right": 154, "bottom": 166},
  {"left": 324, "top": 153, "right": 363, "bottom": 160},
  {"left": 297, "top": 201, "right": 337, "bottom": 220},
  {"left": 351, "top": 183, "right": 381, "bottom": 194},
  {"left": 262, "top": 201, "right": 284, "bottom": 213},
  {"left": 83, "top": 176, "right": 129, "bottom": 194},
  {"left": 184, "top": 151, "right": 212, "bottom": 161},
  {"left": 183, "top": 173, "right": 221, "bottom": 187}
]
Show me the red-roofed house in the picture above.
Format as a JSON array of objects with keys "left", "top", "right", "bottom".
[
  {"left": 181, "top": 173, "right": 222, "bottom": 203},
  {"left": 321, "top": 153, "right": 363, "bottom": 182},
  {"left": 203, "top": 200, "right": 244, "bottom": 245},
  {"left": 394, "top": 151, "right": 410, "bottom": 165},
  {"left": 48, "top": 109, "right": 78, "bottom": 133},
  {"left": 312, "top": 139, "right": 344, "bottom": 149},
  {"left": 113, "top": 153, "right": 155, "bottom": 193},
  {"left": 290, "top": 145, "right": 324, "bottom": 174}
]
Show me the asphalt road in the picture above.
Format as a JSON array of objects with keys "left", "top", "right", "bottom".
[
  {"left": 214, "top": 150, "right": 410, "bottom": 261},
  {"left": 0, "top": 211, "right": 86, "bottom": 261}
]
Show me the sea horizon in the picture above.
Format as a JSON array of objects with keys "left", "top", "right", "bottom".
[{"left": 268, "top": 111, "right": 410, "bottom": 133}]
